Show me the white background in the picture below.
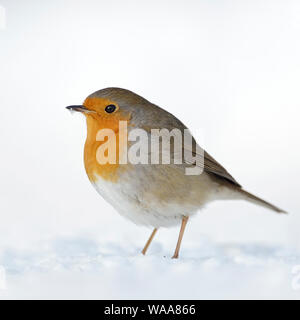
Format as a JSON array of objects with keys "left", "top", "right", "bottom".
[{"left": 0, "top": 0, "right": 299, "bottom": 299}]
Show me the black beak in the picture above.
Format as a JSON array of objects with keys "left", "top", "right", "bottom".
[{"left": 66, "top": 105, "right": 89, "bottom": 113}]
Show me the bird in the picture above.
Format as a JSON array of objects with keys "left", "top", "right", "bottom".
[{"left": 66, "top": 87, "right": 286, "bottom": 259}]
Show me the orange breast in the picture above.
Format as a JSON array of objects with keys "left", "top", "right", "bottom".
[{"left": 84, "top": 114, "right": 130, "bottom": 182}]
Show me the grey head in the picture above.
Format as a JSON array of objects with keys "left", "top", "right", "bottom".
[{"left": 88, "top": 87, "right": 187, "bottom": 130}]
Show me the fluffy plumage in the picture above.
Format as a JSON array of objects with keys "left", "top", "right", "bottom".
[
  {"left": 83, "top": 87, "right": 285, "bottom": 226},
  {"left": 67, "top": 87, "right": 286, "bottom": 258}
]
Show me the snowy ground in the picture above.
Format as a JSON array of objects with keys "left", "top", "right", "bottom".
[
  {"left": 1, "top": 201, "right": 300, "bottom": 300},
  {"left": 1, "top": 236, "right": 300, "bottom": 300}
]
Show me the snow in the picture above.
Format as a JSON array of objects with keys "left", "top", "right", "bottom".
[{"left": 1, "top": 231, "right": 300, "bottom": 300}]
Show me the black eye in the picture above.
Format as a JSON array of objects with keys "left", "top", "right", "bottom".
[{"left": 105, "top": 104, "right": 116, "bottom": 113}]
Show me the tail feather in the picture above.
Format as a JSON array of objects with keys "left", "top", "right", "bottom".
[{"left": 238, "top": 189, "right": 287, "bottom": 214}]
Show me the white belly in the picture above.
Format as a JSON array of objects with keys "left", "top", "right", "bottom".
[{"left": 91, "top": 173, "right": 201, "bottom": 228}]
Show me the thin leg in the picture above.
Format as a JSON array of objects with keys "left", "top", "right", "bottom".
[
  {"left": 172, "top": 216, "right": 189, "bottom": 259},
  {"left": 141, "top": 228, "right": 158, "bottom": 255}
]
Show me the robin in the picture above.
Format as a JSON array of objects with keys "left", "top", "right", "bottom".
[{"left": 66, "top": 87, "right": 286, "bottom": 259}]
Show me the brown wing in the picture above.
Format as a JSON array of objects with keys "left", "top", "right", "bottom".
[
  {"left": 202, "top": 150, "right": 241, "bottom": 187},
  {"left": 139, "top": 103, "right": 242, "bottom": 187},
  {"left": 149, "top": 127, "right": 241, "bottom": 188},
  {"left": 183, "top": 139, "right": 241, "bottom": 188},
  {"left": 177, "top": 128, "right": 241, "bottom": 187}
]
